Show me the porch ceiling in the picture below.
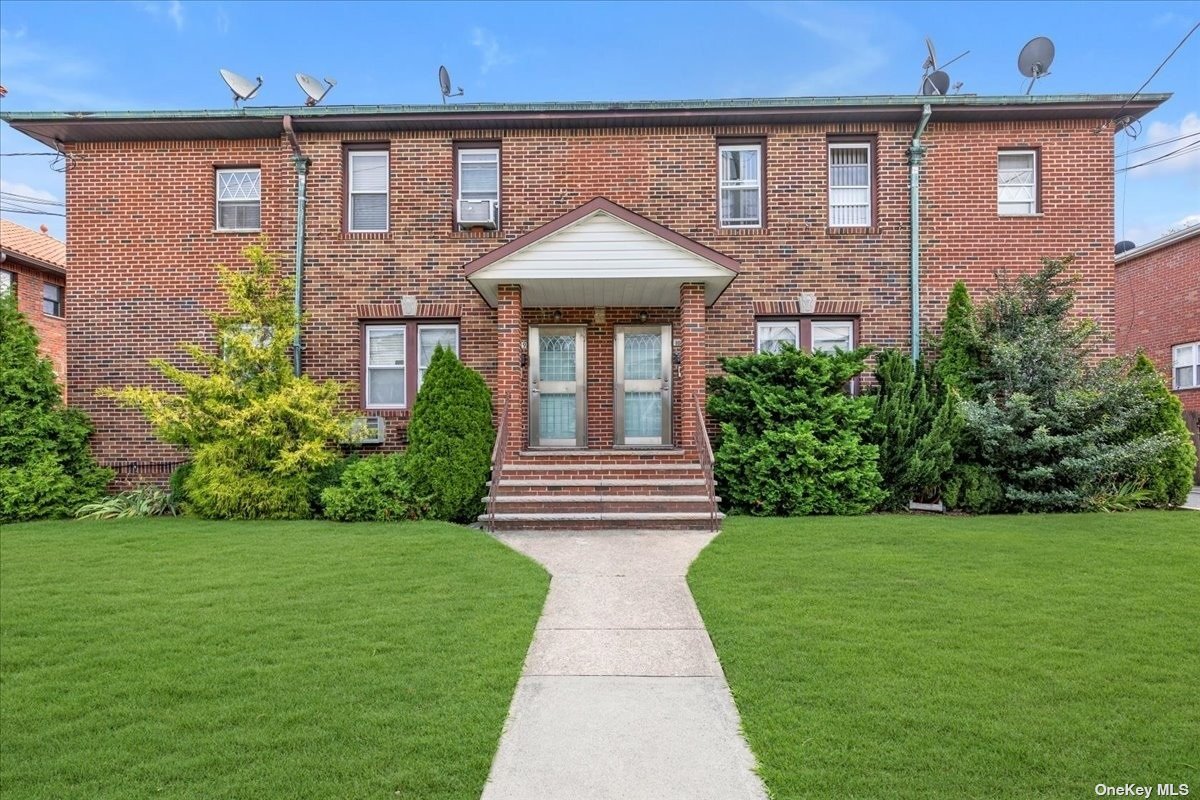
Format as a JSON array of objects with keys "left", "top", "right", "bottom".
[{"left": 466, "top": 198, "right": 739, "bottom": 308}]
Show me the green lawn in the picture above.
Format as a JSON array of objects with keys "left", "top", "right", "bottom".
[
  {"left": 689, "top": 512, "right": 1200, "bottom": 800},
  {"left": 0, "top": 519, "right": 548, "bottom": 800}
]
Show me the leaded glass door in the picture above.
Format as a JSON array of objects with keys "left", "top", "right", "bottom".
[
  {"left": 614, "top": 325, "right": 671, "bottom": 446},
  {"left": 529, "top": 326, "right": 587, "bottom": 448}
]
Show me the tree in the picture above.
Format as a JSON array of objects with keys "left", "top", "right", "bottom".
[
  {"left": 932, "top": 280, "right": 980, "bottom": 399},
  {"left": 1125, "top": 353, "right": 1196, "bottom": 507},
  {"left": 0, "top": 291, "right": 111, "bottom": 521},
  {"left": 107, "top": 242, "right": 353, "bottom": 519},
  {"left": 405, "top": 346, "right": 494, "bottom": 522}
]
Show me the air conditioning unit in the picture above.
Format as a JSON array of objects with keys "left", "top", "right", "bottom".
[
  {"left": 458, "top": 199, "right": 498, "bottom": 229},
  {"left": 345, "top": 416, "right": 386, "bottom": 445}
]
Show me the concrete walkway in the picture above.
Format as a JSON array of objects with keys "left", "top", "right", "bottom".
[
  {"left": 481, "top": 531, "right": 768, "bottom": 800},
  {"left": 1184, "top": 487, "right": 1200, "bottom": 511}
]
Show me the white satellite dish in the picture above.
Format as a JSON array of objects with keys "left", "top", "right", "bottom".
[
  {"left": 219, "top": 69, "right": 262, "bottom": 107},
  {"left": 296, "top": 72, "right": 336, "bottom": 106}
]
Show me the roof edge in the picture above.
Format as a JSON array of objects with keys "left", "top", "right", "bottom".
[{"left": 1115, "top": 224, "right": 1200, "bottom": 264}]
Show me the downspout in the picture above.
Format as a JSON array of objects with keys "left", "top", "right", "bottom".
[
  {"left": 283, "top": 115, "right": 310, "bottom": 377},
  {"left": 908, "top": 103, "right": 932, "bottom": 362}
]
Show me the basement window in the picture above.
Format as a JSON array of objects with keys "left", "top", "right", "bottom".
[{"left": 215, "top": 168, "right": 261, "bottom": 231}]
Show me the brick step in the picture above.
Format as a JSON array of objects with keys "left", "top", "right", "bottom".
[
  {"left": 487, "top": 478, "right": 709, "bottom": 495},
  {"left": 509, "top": 449, "right": 695, "bottom": 465},
  {"left": 488, "top": 495, "right": 717, "bottom": 514},
  {"left": 500, "top": 464, "right": 705, "bottom": 481},
  {"left": 479, "top": 511, "right": 724, "bottom": 532}
]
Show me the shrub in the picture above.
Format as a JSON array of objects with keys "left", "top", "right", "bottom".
[
  {"left": 0, "top": 291, "right": 111, "bottom": 522},
  {"left": 106, "top": 242, "right": 354, "bottom": 520},
  {"left": 405, "top": 346, "right": 494, "bottom": 522},
  {"left": 1124, "top": 353, "right": 1196, "bottom": 507},
  {"left": 870, "top": 350, "right": 961, "bottom": 509},
  {"left": 320, "top": 454, "right": 428, "bottom": 522},
  {"left": 76, "top": 485, "right": 178, "bottom": 519},
  {"left": 708, "top": 346, "right": 884, "bottom": 516},
  {"left": 169, "top": 462, "right": 193, "bottom": 509},
  {"left": 942, "top": 464, "right": 1004, "bottom": 513},
  {"left": 932, "top": 280, "right": 981, "bottom": 400}
]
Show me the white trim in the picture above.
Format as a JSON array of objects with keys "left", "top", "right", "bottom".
[
  {"left": 812, "top": 319, "right": 855, "bottom": 353},
  {"left": 214, "top": 167, "right": 261, "bottom": 232},
  {"left": 1115, "top": 224, "right": 1200, "bottom": 264},
  {"left": 457, "top": 146, "right": 500, "bottom": 225},
  {"left": 417, "top": 323, "right": 460, "bottom": 388},
  {"left": 348, "top": 149, "right": 390, "bottom": 233},
  {"left": 364, "top": 324, "right": 406, "bottom": 409},
  {"left": 997, "top": 149, "right": 1038, "bottom": 216},
  {"left": 718, "top": 143, "right": 762, "bottom": 228},
  {"left": 756, "top": 320, "right": 800, "bottom": 353},
  {"left": 1173, "top": 341, "right": 1200, "bottom": 391},
  {"left": 828, "top": 142, "right": 872, "bottom": 228}
]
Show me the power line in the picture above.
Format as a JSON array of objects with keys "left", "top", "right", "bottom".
[
  {"left": 1124, "top": 130, "right": 1200, "bottom": 155},
  {"left": 1118, "top": 140, "right": 1200, "bottom": 172},
  {"left": 1102, "top": 20, "right": 1200, "bottom": 131},
  {"left": 0, "top": 207, "right": 66, "bottom": 217},
  {"left": 0, "top": 191, "right": 64, "bottom": 207}
]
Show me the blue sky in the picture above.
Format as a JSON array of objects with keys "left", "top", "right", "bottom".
[{"left": 1, "top": 0, "right": 1197, "bottom": 245}]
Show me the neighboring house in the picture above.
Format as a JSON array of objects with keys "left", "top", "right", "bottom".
[
  {"left": 1, "top": 92, "right": 1167, "bottom": 527},
  {"left": 1115, "top": 224, "right": 1200, "bottom": 413},
  {"left": 0, "top": 219, "right": 68, "bottom": 391}
]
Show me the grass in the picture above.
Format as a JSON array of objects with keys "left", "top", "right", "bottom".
[
  {"left": 0, "top": 518, "right": 548, "bottom": 800},
  {"left": 688, "top": 512, "right": 1200, "bottom": 800}
]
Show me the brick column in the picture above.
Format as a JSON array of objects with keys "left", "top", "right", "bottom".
[
  {"left": 496, "top": 284, "right": 525, "bottom": 456},
  {"left": 678, "top": 282, "right": 707, "bottom": 455}
]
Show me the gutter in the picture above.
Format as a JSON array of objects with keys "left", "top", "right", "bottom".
[
  {"left": 283, "top": 115, "right": 310, "bottom": 377},
  {"left": 908, "top": 104, "right": 932, "bottom": 362}
]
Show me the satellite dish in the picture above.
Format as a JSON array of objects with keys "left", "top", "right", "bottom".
[
  {"left": 1018, "top": 36, "right": 1055, "bottom": 94},
  {"left": 1114, "top": 240, "right": 1137, "bottom": 255},
  {"left": 295, "top": 72, "right": 336, "bottom": 106},
  {"left": 219, "top": 69, "right": 262, "bottom": 107},
  {"left": 923, "top": 37, "right": 938, "bottom": 71},
  {"left": 438, "top": 65, "right": 464, "bottom": 104},
  {"left": 922, "top": 70, "right": 951, "bottom": 96}
]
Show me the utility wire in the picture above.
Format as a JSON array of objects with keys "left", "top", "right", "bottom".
[
  {"left": 0, "top": 191, "right": 64, "bottom": 206},
  {"left": 1117, "top": 140, "right": 1200, "bottom": 172},
  {"left": 0, "top": 207, "right": 66, "bottom": 217},
  {"left": 1124, "top": 129, "right": 1200, "bottom": 155},
  {"left": 1102, "top": 20, "right": 1200, "bottom": 131}
]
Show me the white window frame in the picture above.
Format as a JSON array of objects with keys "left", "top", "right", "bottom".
[
  {"left": 1174, "top": 342, "right": 1200, "bottom": 390},
  {"left": 756, "top": 321, "right": 800, "bottom": 354},
  {"left": 0, "top": 269, "right": 14, "bottom": 296},
  {"left": 214, "top": 168, "right": 261, "bottom": 232},
  {"left": 417, "top": 324, "right": 461, "bottom": 388},
  {"left": 456, "top": 147, "right": 500, "bottom": 224},
  {"left": 828, "top": 142, "right": 872, "bottom": 228},
  {"left": 811, "top": 320, "right": 855, "bottom": 354},
  {"left": 718, "top": 143, "right": 763, "bottom": 229},
  {"left": 348, "top": 149, "right": 390, "bottom": 233},
  {"left": 42, "top": 282, "right": 63, "bottom": 317},
  {"left": 997, "top": 150, "right": 1038, "bottom": 216},
  {"left": 365, "top": 325, "right": 407, "bottom": 409}
]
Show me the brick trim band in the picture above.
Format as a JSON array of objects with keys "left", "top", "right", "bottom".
[
  {"left": 754, "top": 300, "right": 863, "bottom": 316},
  {"left": 356, "top": 302, "right": 462, "bottom": 319}
]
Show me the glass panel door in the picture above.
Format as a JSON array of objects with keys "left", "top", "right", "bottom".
[
  {"left": 529, "top": 326, "right": 586, "bottom": 447},
  {"left": 615, "top": 325, "right": 671, "bottom": 446}
]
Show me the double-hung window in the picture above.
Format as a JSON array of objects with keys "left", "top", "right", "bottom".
[
  {"left": 215, "top": 168, "right": 261, "bottom": 231},
  {"left": 998, "top": 150, "right": 1037, "bottom": 215},
  {"left": 812, "top": 320, "right": 854, "bottom": 353},
  {"left": 1174, "top": 342, "right": 1200, "bottom": 390},
  {"left": 718, "top": 143, "right": 762, "bottom": 228},
  {"left": 364, "top": 322, "right": 461, "bottom": 409},
  {"left": 0, "top": 269, "right": 14, "bottom": 296},
  {"left": 828, "top": 142, "right": 872, "bottom": 227},
  {"left": 756, "top": 321, "right": 800, "bottom": 354},
  {"left": 42, "top": 282, "right": 63, "bottom": 317},
  {"left": 457, "top": 147, "right": 500, "bottom": 227},
  {"left": 756, "top": 319, "right": 855, "bottom": 354},
  {"left": 348, "top": 149, "right": 389, "bottom": 232}
]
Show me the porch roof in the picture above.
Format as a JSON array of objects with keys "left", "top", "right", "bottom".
[{"left": 465, "top": 198, "right": 739, "bottom": 308}]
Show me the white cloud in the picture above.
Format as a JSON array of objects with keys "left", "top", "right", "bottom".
[
  {"left": 1127, "top": 112, "right": 1200, "bottom": 179},
  {"left": 1168, "top": 213, "right": 1200, "bottom": 232},
  {"left": 0, "top": 179, "right": 60, "bottom": 204},
  {"left": 471, "top": 27, "right": 515, "bottom": 74},
  {"left": 135, "top": 1, "right": 185, "bottom": 31},
  {"left": 0, "top": 27, "right": 129, "bottom": 108},
  {"left": 216, "top": 6, "right": 230, "bottom": 34},
  {"left": 759, "top": 2, "right": 892, "bottom": 96}
]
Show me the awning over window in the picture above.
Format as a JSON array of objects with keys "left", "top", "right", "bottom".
[{"left": 465, "top": 198, "right": 739, "bottom": 308}]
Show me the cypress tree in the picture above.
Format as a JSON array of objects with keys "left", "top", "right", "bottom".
[{"left": 934, "top": 281, "right": 980, "bottom": 398}]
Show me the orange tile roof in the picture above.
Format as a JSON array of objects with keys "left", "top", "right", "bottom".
[{"left": 0, "top": 218, "right": 66, "bottom": 272}]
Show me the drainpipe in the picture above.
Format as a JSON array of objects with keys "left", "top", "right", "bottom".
[
  {"left": 283, "top": 115, "right": 310, "bottom": 377},
  {"left": 908, "top": 103, "right": 932, "bottom": 362}
]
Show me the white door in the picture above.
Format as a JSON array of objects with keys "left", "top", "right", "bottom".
[
  {"left": 529, "top": 326, "right": 587, "bottom": 448},
  {"left": 614, "top": 325, "right": 671, "bottom": 446}
]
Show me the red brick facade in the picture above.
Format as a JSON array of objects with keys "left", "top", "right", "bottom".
[
  {"left": 49, "top": 106, "right": 1129, "bottom": 467},
  {"left": 1115, "top": 227, "right": 1200, "bottom": 412},
  {"left": 0, "top": 221, "right": 67, "bottom": 392}
]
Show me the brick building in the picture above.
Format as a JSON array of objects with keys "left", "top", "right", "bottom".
[
  {"left": 2, "top": 93, "right": 1168, "bottom": 527},
  {"left": 1115, "top": 224, "right": 1200, "bottom": 413},
  {"left": 0, "top": 219, "right": 68, "bottom": 390}
]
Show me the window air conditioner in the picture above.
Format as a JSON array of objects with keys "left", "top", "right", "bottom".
[
  {"left": 458, "top": 199, "right": 498, "bottom": 229},
  {"left": 346, "top": 416, "right": 386, "bottom": 445}
]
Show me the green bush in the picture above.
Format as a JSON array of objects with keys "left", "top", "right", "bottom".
[
  {"left": 708, "top": 346, "right": 884, "bottom": 516},
  {"left": 405, "top": 346, "right": 494, "bottom": 522},
  {"left": 320, "top": 454, "right": 428, "bottom": 522},
  {"left": 0, "top": 291, "right": 111, "bottom": 522},
  {"left": 932, "top": 280, "right": 981, "bottom": 400},
  {"left": 1124, "top": 353, "right": 1196, "bottom": 507},
  {"left": 942, "top": 464, "right": 1004, "bottom": 513},
  {"left": 106, "top": 243, "right": 354, "bottom": 520},
  {"left": 76, "top": 485, "right": 178, "bottom": 519},
  {"left": 168, "top": 462, "right": 193, "bottom": 509}
]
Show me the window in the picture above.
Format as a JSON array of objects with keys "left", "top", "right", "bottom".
[
  {"left": 718, "top": 143, "right": 762, "bottom": 228},
  {"left": 757, "top": 321, "right": 800, "bottom": 354},
  {"left": 215, "top": 168, "right": 261, "bottom": 231},
  {"left": 42, "top": 282, "right": 63, "bottom": 317},
  {"left": 418, "top": 324, "right": 459, "bottom": 387},
  {"left": 348, "top": 149, "right": 389, "bottom": 232},
  {"left": 812, "top": 320, "right": 854, "bottom": 353},
  {"left": 998, "top": 150, "right": 1037, "bottom": 215},
  {"left": 222, "top": 323, "right": 273, "bottom": 358},
  {"left": 0, "top": 269, "right": 13, "bottom": 295},
  {"left": 1174, "top": 342, "right": 1200, "bottom": 390},
  {"left": 364, "top": 322, "right": 461, "bottom": 409},
  {"left": 457, "top": 147, "right": 499, "bottom": 226},
  {"left": 828, "top": 142, "right": 872, "bottom": 227}
]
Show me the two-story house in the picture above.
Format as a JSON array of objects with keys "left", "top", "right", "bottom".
[
  {"left": 0, "top": 219, "right": 68, "bottom": 391},
  {"left": 2, "top": 92, "right": 1168, "bottom": 528}
]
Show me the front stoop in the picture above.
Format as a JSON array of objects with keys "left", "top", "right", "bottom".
[{"left": 481, "top": 452, "right": 723, "bottom": 532}]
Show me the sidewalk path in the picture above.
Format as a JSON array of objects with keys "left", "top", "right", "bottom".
[
  {"left": 1184, "top": 487, "right": 1200, "bottom": 511},
  {"left": 481, "top": 531, "right": 768, "bottom": 800}
]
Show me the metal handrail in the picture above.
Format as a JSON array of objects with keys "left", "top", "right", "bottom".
[
  {"left": 694, "top": 395, "right": 718, "bottom": 531},
  {"left": 488, "top": 396, "right": 511, "bottom": 532}
]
